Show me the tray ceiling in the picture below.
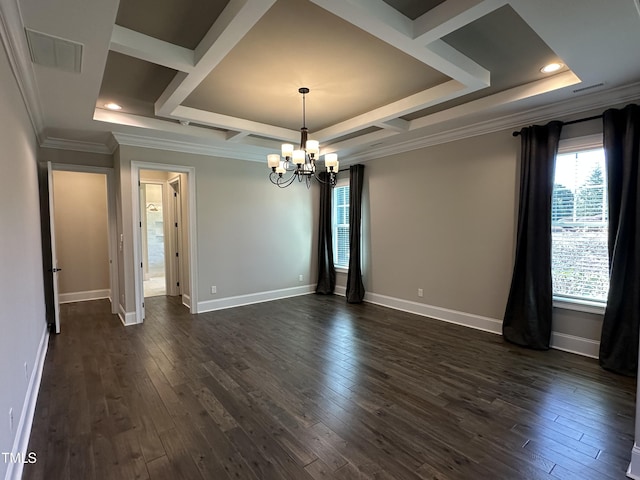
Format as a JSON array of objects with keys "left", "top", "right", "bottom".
[{"left": 7, "top": 0, "right": 640, "bottom": 160}]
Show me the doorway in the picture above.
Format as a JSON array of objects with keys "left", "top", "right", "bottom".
[
  {"left": 133, "top": 164, "right": 196, "bottom": 322},
  {"left": 43, "top": 163, "right": 119, "bottom": 333},
  {"left": 141, "top": 182, "right": 167, "bottom": 297}
]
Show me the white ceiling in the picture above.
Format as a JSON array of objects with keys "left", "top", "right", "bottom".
[{"left": 3, "top": 0, "right": 640, "bottom": 164}]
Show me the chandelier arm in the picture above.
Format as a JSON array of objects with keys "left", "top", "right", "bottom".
[
  {"left": 312, "top": 170, "right": 337, "bottom": 186},
  {"left": 278, "top": 175, "right": 297, "bottom": 188},
  {"left": 270, "top": 170, "right": 296, "bottom": 188}
]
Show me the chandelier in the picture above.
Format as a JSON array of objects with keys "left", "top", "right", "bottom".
[{"left": 267, "top": 87, "right": 339, "bottom": 188}]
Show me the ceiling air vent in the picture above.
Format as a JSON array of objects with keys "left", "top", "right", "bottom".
[{"left": 25, "top": 28, "right": 83, "bottom": 73}]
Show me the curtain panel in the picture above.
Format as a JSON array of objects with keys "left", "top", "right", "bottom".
[
  {"left": 346, "top": 164, "right": 365, "bottom": 303},
  {"left": 503, "top": 121, "right": 563, "bottom": 349},
  {"left": 600, "top": 104, "right": 640, "bottom": 376},
  {"left": 316, "top": 172, "right": 336, "bottom": 294}
]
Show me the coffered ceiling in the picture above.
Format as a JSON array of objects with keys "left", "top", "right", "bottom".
[{"left": 4, "top": 0, "right": 640, "bottom": 163}]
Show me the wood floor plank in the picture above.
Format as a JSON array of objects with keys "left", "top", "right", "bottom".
[
  {"left": 113, "top": 429, "right": 148, "bottom": 480},
  {"left": 67, "top": 434, "right": 95, "bottom": 480},
  {"left": 189, "top": 411, "right": 260, "bottom": 480},
  {"left": 22, "top": 296, "right": 636, "bottom": 480},
  {"left": 145, "top": 456, "right": 175, "bottom": 480},
  {"left": 158, "top": 428, "right": 204, "bottom": 480}
]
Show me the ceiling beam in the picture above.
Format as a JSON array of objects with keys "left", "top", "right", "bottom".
[
  {"left": 412, "top": 0, "right": 508, "bottom": 44},
  {"left": 315, "top": 80, "right": 468, "bottom": 141},
  {"left": 226, "top": 130, "right": 250, "bottom": 142},
  {"left": 110, "top": 25, "right": 195, "bottom": 73},
  {"left": 409, "top": 70, "right": 581, "bottom": 131},
  {"left": 93, "top": 108, "right": 229, "bottom": 141},
  {"left": 374, "top": 118, "right": 410, "bottom": 132},
  {"left": 312, "top": 0, "right": 413, "bottom": 37},
  {"left": 310, "top": 0, "right": 489, "bottom": 88},
  {"left": 155, "top": 0, "right": 276, "bottom": 117},
  {"left": 111, "top": 132, "right": 268, "bottom": 162},
  {"left": 172, "top": 105, "right": 298, "bottom": 141}
]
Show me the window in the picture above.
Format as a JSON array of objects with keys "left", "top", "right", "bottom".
[
  {"left": 552, "top": 140, "right": 608, "bottom": 306},
  {"left": 333, "top": 183, "right": 350, "bottom": 269}
]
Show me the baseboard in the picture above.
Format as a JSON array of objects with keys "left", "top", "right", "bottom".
[
  {"left": 108, "top": 296, "right": 117, "bottom": 315},
  {"left": 197, "top": 285, "right": 314, "bottom": 313},
  {"left": 364, "top": 292, "right": 503, "bottom": 335},
  {"left": 59, "top": 289, "right": 110, "bottom": 304},
  {"left": 627, "top": 444, "right": 640, "bottom": 479},
  {"left": 5, "top": 324, "right": 49, "bottom": 480},
  {"left": 550, "top": 331, "right": 600, "bottom": 359},
  {"left": 362, "top": 292, "right": 599, "bottom": 358},
  {"left": 118, "top": 304, "right": 137, "bottom": 326},
  {"left": 182, "top": 293, "right": 191, "bottom": 309}
]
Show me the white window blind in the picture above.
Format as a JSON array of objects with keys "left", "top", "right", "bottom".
[
  {"left": 333, "top": 185, "right": 350, "bottom": 268},
  {"left": 552, "top": 147, "right": 609, "bottom": 303}
]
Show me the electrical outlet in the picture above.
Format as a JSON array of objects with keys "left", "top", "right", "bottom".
[
  {"left": 9, "top": 408, "right": 13, "bottom": 434},
  {"left": 211, "top": 286, "right": 217, "bottom": 294},
  {"left": 299, "top": 275, "right": 303, "bottom": 282},
  {"left": 418, "top": 288, "right": 424, "bottom": 297}
]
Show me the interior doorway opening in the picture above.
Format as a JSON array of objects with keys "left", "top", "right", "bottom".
[
  {"left": 42, "top": 163, "right": 119, "bottom": 333},
  {"left": 132, "top": 163, "right": 196, "bottom": 323},
  {"left": 137, "top": 169, "right": 189, "bottom": 318},
  {"left": 141, "top": 182, "right": 166, "bottom": 297}
]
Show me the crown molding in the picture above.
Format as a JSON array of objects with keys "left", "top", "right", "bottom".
[
  {"left": 0, "top": 0, "right": 46, "bottom": 143},
  {"left": 105, "top": 133, "right": 119, "bottom": 154},
  {"left": 109, "top": 81, "right": 640, "bottom": 165},
  {"left": 40, "top": 136, "right": 115, "bottom": 155},
  {"left": 112, "top": 132, "right": 267, "bottom": 162},
  {"left": 33, "top": 78, "right": 640, "bottom": 164},
  {"left": 347, "top": 81, "right": 640, "bottom": 163}
]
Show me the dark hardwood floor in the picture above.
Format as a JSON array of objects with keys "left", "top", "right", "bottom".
[{"left": 23, "top": 295, "right": 636, "bottom": 479}]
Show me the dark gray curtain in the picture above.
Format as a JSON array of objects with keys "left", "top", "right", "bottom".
[
  {"left": 346, "top": 164, "right": 365, "bottom": 303},
  {"left": 599, "top": 104, "right": 640, "bottom": 376},
  {"left": 503, "top": 121, "right": 563, "bottom": 349},
  {"left": 316, "top": 171, "right": 335, "bottom": 294}
]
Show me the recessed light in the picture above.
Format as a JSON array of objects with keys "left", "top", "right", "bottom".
[
  {"left": 104, "top": 102, "right": 122, "bottom": 111},
  {"left": 541, "top": 63, "right": 563, "bottom": 74}
]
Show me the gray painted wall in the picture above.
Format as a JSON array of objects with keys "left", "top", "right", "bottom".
[
  {"left": 116, "top": 145, "right": 318, "bottom": 315},
  {"left": 338, "top": 128, "right": 604, "bottom": 341},
  {"left": 365, "top": 130, "right": 518, "bottom": 319},
  {"left": 0, "top": 42, "right": 48, "bottom": 479},
  {"left": 38, "top": 147, "right": 113, "bottom": 169}
]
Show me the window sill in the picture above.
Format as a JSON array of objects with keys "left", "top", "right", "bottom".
[
  {"left": 335, "top": 266, "right": 348, "bottom": 274},
  {"left": 553, "top": 297, "right": 606, "bottom": 315}
]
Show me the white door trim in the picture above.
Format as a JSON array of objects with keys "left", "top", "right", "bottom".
[
  {"left": 46, "top": 162, "right": 60, "bottom": 333},
  {"left": 131, "top": 162, "right": 198, "bottom": 322},
  {"left": 167, "top": 175, "right": 183, "bottom": 297},
  {"left": 51, "top": 163, "right": 119, "bottom": 315}
]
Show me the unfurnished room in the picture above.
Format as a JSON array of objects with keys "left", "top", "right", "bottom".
[{"left": 1, "top": 1, "right": 640, "bottom": 479}]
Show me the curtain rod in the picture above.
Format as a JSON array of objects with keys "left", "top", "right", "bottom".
[{"left": 512, "top": 114, "right": 603, "bottom": 137}]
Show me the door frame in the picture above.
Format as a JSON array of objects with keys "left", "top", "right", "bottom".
[
  {"left": 46, "top": 162, "right": 61, "bottom": 333},
  {"left": 131, "top": 162, "right": 198, "bottom": 322},
  {"left": 51, "top": 163, "right": 119, "bottom": 315},
  {"left": 167, "top": 175, "right": 183, "bottom": 297}
]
